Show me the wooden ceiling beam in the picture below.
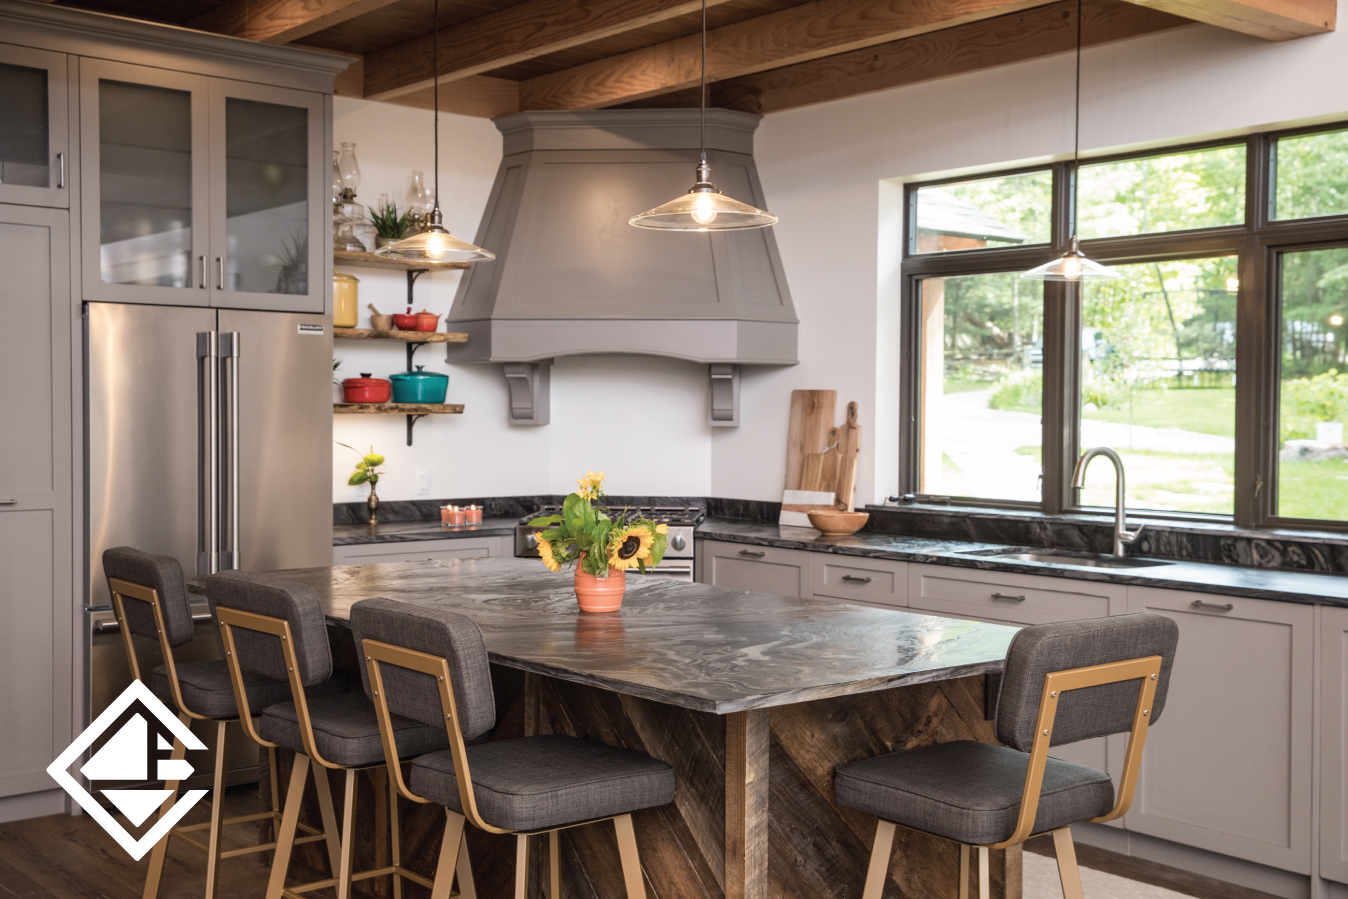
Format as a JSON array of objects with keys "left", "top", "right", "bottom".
[
  {"left": 678, "top": 0, "right": 1189, "bottom": 115},
  {"left": 1119, "top": 0, "right": 1333, "bottom": 40},
  {"left": 187, "top": 0, "right": 402, "bottom": 44},
  {"left": 519, "top": 0, "right": 1065, "bottom": 111},
  {"left": 362, "top": 0, "right": 738, "bottom": 101}
]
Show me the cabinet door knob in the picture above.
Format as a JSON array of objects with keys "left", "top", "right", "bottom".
[
  {"left": 738, "top": 549, "right": 766, "bottom": 558},
  {"left": 841, "top": 575, "right": 872, "bottom": 584},
  {"left": 991, "top": 592, "right": 1026, "bottom": 602},
  {"left": 1191, "top": 600, "right": 1234, "bottom": 611}
]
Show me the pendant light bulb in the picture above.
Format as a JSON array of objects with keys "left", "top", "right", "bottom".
[{"left": 691, "top": 192, "right": 717, "bottom": 226}]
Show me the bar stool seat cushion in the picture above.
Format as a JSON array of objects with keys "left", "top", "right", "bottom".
[
  {"left": 409, "top": 734, "right": 676, "bottom": 832},
  {"left": 258, "top": 692, "right": 449, "bottom": 767},
  {"left": 150, "top": 661, "right": 348, "bottom": 719},
  {"left": 834, "top": 740, "right": 1114, "bottom": 846}
]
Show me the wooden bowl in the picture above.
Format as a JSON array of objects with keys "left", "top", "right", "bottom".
[{"left": 807, "top": 510, "right": 869, "bottom": 536}]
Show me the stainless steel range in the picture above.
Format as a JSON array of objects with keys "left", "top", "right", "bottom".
[{"left": 515, "top": 505, "right": 703, "bottom": 581}]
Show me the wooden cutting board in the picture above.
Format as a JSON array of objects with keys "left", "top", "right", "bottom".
[
  {"left": 785, "top": 390, "right": 837, "bottom": 490},
  {"left": 834, "top": 402, "right": 862, "bottom": 511},
  {"left": 800, "top": 428, "right": 843, "bottom": 497}
]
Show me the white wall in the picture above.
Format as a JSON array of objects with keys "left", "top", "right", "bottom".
[{"left": 336, "top": 21, "right": 1348, "bottom": 504}]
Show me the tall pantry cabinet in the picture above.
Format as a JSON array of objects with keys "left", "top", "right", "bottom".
[{"left": 0, "top": 0, "right": 347, "bottom": 822}]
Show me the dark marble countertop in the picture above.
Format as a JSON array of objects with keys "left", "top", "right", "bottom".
[
  {"left": 696, "top": 518, "right": 1348, "bottom": 606},
  {"left": 206, "top": 557, "right": 1017, "bottom": 715},
  {"left": 334, "top": 518, "right": 519, "bottom": 545}
]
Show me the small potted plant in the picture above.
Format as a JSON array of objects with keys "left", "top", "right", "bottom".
[
  {"left": 339, "top": 443, "right": 385, "bottom": 524},
  {"left": 529, "top": 471, "right": 668, "bottom": 612},
  {"left": 369, "top": 201, "right": 414, "bottom": 249}
]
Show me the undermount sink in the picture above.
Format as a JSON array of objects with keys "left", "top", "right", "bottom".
[{"left": 960, "top": 548, "right": 1173, "bottom": 569}]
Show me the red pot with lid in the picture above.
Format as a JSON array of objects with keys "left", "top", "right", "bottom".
[
  {"left": 342, "top": 373, "right": 391, "bottom": 404},
  {"left": 413, "top": 309, "right": 442, "bottom": 331}
]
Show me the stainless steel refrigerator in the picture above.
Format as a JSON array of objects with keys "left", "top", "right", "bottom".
[{"left": 85, "top": 302, "right": 332, "bottom": 784}]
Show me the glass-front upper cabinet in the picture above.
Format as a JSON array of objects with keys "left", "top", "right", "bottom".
[
  {"left": 80, "top": 58, "right": 209, "bottom": 306},
  {"left": 0, "top": 44, "right": 68, "bottom": 209},
  {"left": 208, "top": 79, "right": 324, "bottom": 313}
]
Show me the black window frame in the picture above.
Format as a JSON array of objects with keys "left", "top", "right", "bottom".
[{"left": 898, "top": 124, "right": 1348, "bottom": 531}]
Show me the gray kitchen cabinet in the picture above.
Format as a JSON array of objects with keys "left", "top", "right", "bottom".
[
  {"left": 811, "top": 554, "right": 908, "bottom": 607},
  {"left": 0, "top": 204, "right": 73, "bottom": 818},
  {"left": 1321, "top": 605, "right": 1348, "bottom": 885},
  {"left": 696, "top": 540, "right": 812, "bottom": 597},
  {"left": 79, "top": 60, "right": 326, "bottom": 312},
  {"left": 0, "top": 42, "right": 68, "bottom": 209},
  {"left": 333, "top": 536, "right": 512, "bottom": 565},
  {"left": 1124, "top": 586, "right": 1314, "bottom": 874}
]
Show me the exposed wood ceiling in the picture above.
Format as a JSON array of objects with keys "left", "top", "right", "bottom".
[{"left": 48, "top": 0, "right": 1335, "bottom": 118}]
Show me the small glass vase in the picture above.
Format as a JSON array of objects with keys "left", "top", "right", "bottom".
[
  {"left": 573, "top": 553, "right": 625, "bottom": 612},
  {"left": 366, "top": 484, "right": 379, "bottom": 524},
  {"left": 405, "top": 171, "right": 434, "bottom": 233}
]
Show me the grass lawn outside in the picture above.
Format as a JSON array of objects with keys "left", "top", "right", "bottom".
[
  {"left": 1279, "top": 458, "right": 1348, "bottom": 521},
  {"left": 1082, "top": 387, "right": 1235, "bottom": 438}
]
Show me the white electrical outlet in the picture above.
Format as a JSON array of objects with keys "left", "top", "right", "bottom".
[{"left": 416, "top": 468, "right": 431, "bottom": 496}]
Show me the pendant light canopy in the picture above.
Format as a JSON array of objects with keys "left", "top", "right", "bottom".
[
  {"left": 629, "top": 0, "right": 777, "bottom": 232},
  {"left": 1021, "top": 0, "right": 1116, "bottom": 283},
  {"left": 377, "top": 0, "right": 494, "bottom": 263}
]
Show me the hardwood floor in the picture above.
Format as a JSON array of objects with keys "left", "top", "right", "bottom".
[{"left": 1024, "top": 834, "right": 1282, "bottom": 899}]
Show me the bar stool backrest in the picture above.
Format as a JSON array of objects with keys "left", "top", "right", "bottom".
[
  {"left": 207, "top": 571, "right": 333, "bottom": 687},
  {"left": 350, "top": 598, "right": 496, "bottom": 741},
  {"left": 995, "top": 613, "right": 1179, "bottom": 752},
  {"left": 103, "top": 546, "right": 195, "bottom": 647}
]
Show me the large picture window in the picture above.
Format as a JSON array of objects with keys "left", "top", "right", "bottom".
[{"left": 901, "top": 124, "right": 1348, "bottom": 530}]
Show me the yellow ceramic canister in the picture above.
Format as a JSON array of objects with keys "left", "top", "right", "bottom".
[{"left": 333, "top": 272, "right": 359, "bottom": 328}]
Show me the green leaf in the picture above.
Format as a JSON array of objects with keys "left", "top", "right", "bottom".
[
  {"left": 347, "top": 470, "right": 369, "bottom": 486},
  {"left": 528, "top": 514, "right": 562, "bottom": 528},
  {"left": 562, "top": 493, "right": 586, "bottom": 533},
  {"left": 574, "top": 531, "right": 593, "bottom": 552}
]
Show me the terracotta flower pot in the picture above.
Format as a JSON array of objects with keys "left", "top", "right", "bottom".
[{"left": 574, "top": 554, "right": 625, "bottom": 612}]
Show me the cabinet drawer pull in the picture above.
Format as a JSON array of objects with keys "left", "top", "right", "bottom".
[
  {"left": 56, "top": 152, "right": 65, "bottom": 189},
  {"left": 841, "top": 575, "right": 873, "bottom": 584},
  {"left": 1191, "top": 600, "right": 1234, "bottom": 611},
  {"left": 738, "top": 549, "right": 766, "bottom": 558},
  {"left": 0, "top": 499, "right": 16, "bottom": 505},
  {"left": 992, "top": 592, "right": 1026, "bottom": 602}
]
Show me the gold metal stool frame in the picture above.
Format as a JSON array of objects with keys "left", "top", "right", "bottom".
[
  {"left": 859, "top": 654, "right": 1163, "bottom": 899},
  {"left": 107, "top": 578, "right": 336, "bottom": 899},
  {"left": 363, "top": 637, "right": 653, "bottom": 899},
  {"left": 217, "top": 605, "right": 455, "bottom": 899}
]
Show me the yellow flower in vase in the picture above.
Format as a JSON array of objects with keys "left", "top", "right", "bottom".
[
  {"left": 537, "top": 537, "right": 562, "bottom": 572},
  {"left": 575, "top": 470, "right": 605, "bottom": 501},
  {"left": 655, "top": 523, "right": 668, "bottom": 535},
  {"left": 608, "top": 526, "right": 654, "bottom": 571}
]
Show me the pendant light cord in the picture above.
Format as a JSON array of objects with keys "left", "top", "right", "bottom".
[
  {"left": 1070, "top": 0, "right": 1081, "bottom": 242},
  {"left": 433, "top": 0, "right": 441, "bottom": 213},
  {"left": 699, "top": 0, "right": 707, "bottom": 166}
]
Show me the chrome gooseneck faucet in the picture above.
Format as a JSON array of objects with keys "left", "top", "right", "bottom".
[{"left": 1072, "top": 447, "right": 1144, "bottom": 557}]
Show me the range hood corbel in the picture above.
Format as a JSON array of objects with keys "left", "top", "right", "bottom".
[{"left": 445, "top": 109, "right": 797, "bottom": 427}]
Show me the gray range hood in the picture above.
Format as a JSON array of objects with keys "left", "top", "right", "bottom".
[{"left": 445, "top": 109, "right": 797, "bottom": 426}]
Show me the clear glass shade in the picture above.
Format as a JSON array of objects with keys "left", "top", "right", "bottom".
[
  {"left": 1021, "top": 236, "right": 1120, "bottom": 281},
  {"left": 375, "top": 221, "right": 495, "bottom": 263},
  {"left": 630, "top": 163, "right": 777, "bottom": 231}
]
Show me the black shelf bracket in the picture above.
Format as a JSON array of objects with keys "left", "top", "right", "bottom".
[
  {"left": 406, "top": 268, "right": 428, "bottom": 305},
  {"left": 406, "top": 412, "right": 428, "bottom": 446}
]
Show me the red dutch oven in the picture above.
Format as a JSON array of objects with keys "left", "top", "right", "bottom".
[{"left": 342, "top": 373, "right": 391, "bottom": 404}]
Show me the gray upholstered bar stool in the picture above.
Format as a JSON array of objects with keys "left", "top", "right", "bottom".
[
  {"left": 210, "top": 571, "right": 453, "bottom": 899},
  {"left": 835, "top": 613, "right": 1179, "bottom": 899},
  {"left": 102, "top": 547, "right": 345, "bottom": 899},
  {"left": 351, "top": 598, "right": 677, "bottom": 899}
]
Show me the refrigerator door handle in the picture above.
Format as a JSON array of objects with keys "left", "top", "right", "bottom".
[
  {"left": 220, "top": 332, "right": 240, "bottom": 570},
  {"left": 197, "top": 331, "right": 219, "bottom": 575}
]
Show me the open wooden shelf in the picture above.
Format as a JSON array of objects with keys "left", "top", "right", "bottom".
[
  {"left": 334, "top": 328, "right": 467, "bottom": 343},
  {"left": 334, "top": 403, "right": 464, "bottom": 414},
  {"left": 334, "top": 250, "right": 469, "bottom": 271}
]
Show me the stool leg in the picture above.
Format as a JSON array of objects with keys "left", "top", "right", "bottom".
[
  {"left": 312, "top": 762, "right": 343, "bottom": 875},
  {"left": 614, "top": 815, "right": 646, "bottom": 899},
  {"left": 958, "top": 844, "right": 970, "bottom": 899},
  {"left": 267, "top": 754, "right": 311, "bottom": 899},
  {"left": 430, "top": 811, "right": 466, "bottom": 899},
  {"left": 336, "top": 768, "right": 358, "bottom": 899},
  {"left": 390, "top": 775, "right": 403, "bottom": 899},
  {"left": 142, "top": 711, "right": 190, "bottom": 899},
  {"left": 515, "top": 834, "right": 530, "bottom": 899},
  {"left": 549, "top": 830, "right": 561, "bottom": 899},
  {"left": 1052, "top": 827, "right": 1085, "bottom": 899},
  {"left": 860, "top": 820, "right": 895, "bottom": 899},
  {"left": 203, "top": 720, "right": 229, "bottom": 899},
  {"left": 976, "top": 846, "right": 990, "bottom": 899},
  {"left": 455, "top": 817, "right": 478, "bottom": 899}
]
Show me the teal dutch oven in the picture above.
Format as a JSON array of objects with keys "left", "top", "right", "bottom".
[{"left": 389, "top": 366, "right": 449, "bottom": 403}]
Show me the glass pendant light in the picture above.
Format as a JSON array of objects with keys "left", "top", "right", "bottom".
[
  {"left": 629, "top": 0, "right": 777, "bottom": 232},
  {"left": 1022, "top": 0, "right": 1117, "bottom": 282},
  {"left": 377, "top": 0, "right": 495, "bottom": 263}
]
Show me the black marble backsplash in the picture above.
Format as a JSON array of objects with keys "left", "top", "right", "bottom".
[
  {"left": 862, "top": 504, "right": 1348, "bottom": 574},
  {"left": 333, "top": 495, "right": 772, "bottom": 526}
]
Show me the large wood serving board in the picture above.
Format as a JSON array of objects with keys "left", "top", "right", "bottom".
[{"left": 785, "top": 390, "right": 836, "bottom": 490}]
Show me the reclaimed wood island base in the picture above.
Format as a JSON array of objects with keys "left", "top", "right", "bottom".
[{"left": 233, "top": 559, "right": 1022, "bottom": 899}]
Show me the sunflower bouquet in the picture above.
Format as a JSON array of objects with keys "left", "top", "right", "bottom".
[{"left": 529, "top": 471, "right": 669, "bottom": 576}]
